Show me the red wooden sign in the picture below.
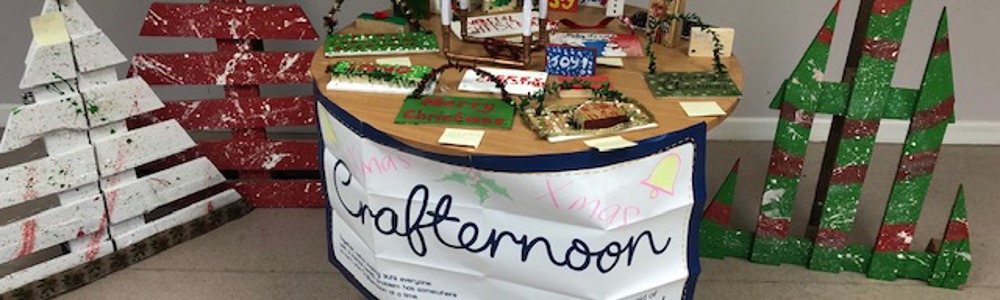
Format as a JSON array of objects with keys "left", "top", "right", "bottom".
[{"left": 129, "top": 0, "right": 322, "bottom": 208}]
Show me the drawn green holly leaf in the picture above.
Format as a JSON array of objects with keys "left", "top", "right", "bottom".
[
  {"left": 438, "top": 172, "right": 470, "bottom": 185},
  {"left": 474, "top": 184, "right": 490, "bottom": 203},
  {"left": 481, "top": 178, "right": 512, "bottom": 201}
]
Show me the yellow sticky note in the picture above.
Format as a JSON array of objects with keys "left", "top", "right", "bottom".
[
  {"left": 30, "top": 12, "right": 71, "bottom": 46},
  {"left": 376, "top": 57, "right": 413, "bottom": 66},
  {"left": 596, "top": 57, "right": 624, "bottom": 67},
  {"left": 584, "top": 136, "right": 637, "bottom": 152},
  {"left": 439, "top": 128, "right": 485, "bottom": 149},
  {"left": 680, "top": 101, "right": 727, "bottom": 117}
]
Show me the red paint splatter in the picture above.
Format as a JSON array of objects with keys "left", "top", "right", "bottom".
[
  {"left": 944, "top": 220, "right": 969, "bottom": 242},
  {"left": 86, "top": 143, "right": 130, "bottom": 261},
  {"left": 22, "top": 167, "right": 39, "bottom": 201},
  {"left": 912, "top": 96, "right": 955, "bottom": 130},
  {"left": 755, "top": 215, "right": 791, "bottom": 239},
  {"left": 815, "top": 228, "right": 850, "bottom": 249},
  {"left": 817, "top": 27, "right": 835, "bottom": 45},
  {"left": 872, "top": 0, "right": 909, "bottom": 16},
  {"left": 863, "top": 38, "right": 902, "bottom": 61},
  {"left": 767, "top": 149, "right": 806, "bottom": 178},
  {"left": 15, "top": 220, "right": 37, "bottom": 258},
  {"left": 931, "top": 36, "right": 951, "bottom": 57},
  {"left": 874, "top": 223, "right": 917, "bottom": 252},
  {"left": 779, "top": 103, "right": 815, "bottom": 129},
  {"left": 896, "top": 152, "right": 940, "bottom": 181},
  {"left": 842, "top": 119, "right": 881, "bottom": 138},
  {"left": 703, "top": 201, "right": 732, "bottom": 226},
  {"left": 830, "top": 165, "right": 869, "bottom": 185}
]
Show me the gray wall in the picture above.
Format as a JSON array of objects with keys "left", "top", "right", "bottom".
[{"left": 1, "top": 0, "right": 997, "bottom": 122}]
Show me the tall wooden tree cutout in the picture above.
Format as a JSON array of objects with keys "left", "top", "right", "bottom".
[
  {"left": 698, "top": 0, "right": 971, "bottom": 289},
  {"left": 129, "top": 0, "right": 322, "bottom": 208},
  {"left": 0, "top": 0, "right": 249, "bottom": 297}
]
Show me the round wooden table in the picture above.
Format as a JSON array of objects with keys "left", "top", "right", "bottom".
[
  {"left": 315, "top": 6, "right": 741, "bottom": 300},
  {"left": 311, "top": 6, "right": 742, "bottom": 157}
]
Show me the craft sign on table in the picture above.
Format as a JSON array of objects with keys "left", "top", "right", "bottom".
[
  {"left": 320, "top": 101, "right": 706, "bottom": 299},
  {"left": 555, "top": 75, "right": 612, "bottom": 98},
  {"left": 644, "top": 72, "right": 742, "bottom": 98},
  {"left": 327, "top": 61, "right": 437, "bottom": 95},
  {"left": 688, "top": 27, "right": 735, "bottom": 58},
  {"left": 394, "top": 95, "right": 515, "bottom": 129},
  {"left": 325, "top": 32, "right": 439, "bottom": 57},
  {"left": 458, "top": 67, "right": 548, "bottom": 96},
  {"left": 550, "top": 33, "right": 644, "bottom": 57},
  {"left": 451, "top": 12, "right": 541, "bottom": 39},
  {"left": 546, "top": 45, "right": 598, "bottom": 77}
]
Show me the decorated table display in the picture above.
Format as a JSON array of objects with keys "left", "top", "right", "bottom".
[{"left": 313, "top": 4, "right": 743, "bottom": 300}]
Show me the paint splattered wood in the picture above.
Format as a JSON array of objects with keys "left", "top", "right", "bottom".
[
  {"left": 72, "top": 31, "right": 127, "bottom": 73},
  {"left": 130, "top": 0, "right": 320, "bottom": 207},
  {"left": 750, "top": 0, "right": 841, "bottom": 265},
  {"left": 0, "top": 238, "right": 113, "bottom": 295},
  {"left": 142, "top": 140, "right": 318, "bottom": 173},
  {"left": 130, "top": 52, "right": 313, "bottom": 86},
  {"left": 140, "top": 3, "right": 318, "bottom": 40},
  {"left": 868, "top": 13, "right": 955, "bottom": 280},
  {"left": 131, "top": 96, "right": 316, "bottom": 130},
  {"left": 0, "top": 200, "right": 249, "bottom": 297},
  {"left": 19, "top": 42, "right": 76, "bottom": 89},
  {"left": 701, "top": 160, "right": 752, "bottom": 259},
  {"left": 106, "top": 158, "right": 226, "bottom": 223},
  {"left": 232, "top": 180, "right": 324, "bottom": 208},
  {"left": 0, "top": 148, "right": 98, "bottom": 209},
  {"left": 92, "top": 120, "right": 196, "bottom": 176},
  {"left": 0, "top": 194, "right": 105, "bottom": 265},
  {"left": 83, "top": 78, "right": 165, "bottom": 127},
  {"left": 0, "top": 95, "right": 89, "bottom": 152},
  {"left": 810, "top": 0, "right": 914, "bottom": 273},
  {"left": 114, "top": 189, "right": 242, "bottom": 247},
  {"left": 928, "top": 186, "right": 971, "bottom": 289}
]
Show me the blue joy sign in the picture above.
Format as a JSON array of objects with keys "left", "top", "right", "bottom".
[{"left": 546, "top": 45, "right": 597, "bottom": 77}]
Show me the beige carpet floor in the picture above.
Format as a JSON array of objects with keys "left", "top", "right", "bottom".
[{"left": 47, "top": 141, "right": 996, "bottom": 299}]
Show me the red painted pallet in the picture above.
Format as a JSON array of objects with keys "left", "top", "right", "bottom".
[{"left": 129, "top": 0, "right": 322, "bottom": 208}]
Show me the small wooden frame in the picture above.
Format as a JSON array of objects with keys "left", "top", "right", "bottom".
[{"left": 444, "top": 1, "right": 549, "bottom": 68}]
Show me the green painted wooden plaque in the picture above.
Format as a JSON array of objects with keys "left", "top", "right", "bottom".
[
  {"left": 394, "top": 95, "right": 515, "bottom": 129},
  {"left": 645, "top": 72, "right": 742, "bottom": 98}
]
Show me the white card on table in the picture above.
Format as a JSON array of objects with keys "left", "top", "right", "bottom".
[
  {"left": 439, "top": 129, "right": 486, "bottom": 149},
  {"left": 584, "top": 136, "right": 637, "bottom": 152},
  {"left": 680, "top": 101, "right": 728, "bottom": 117}
]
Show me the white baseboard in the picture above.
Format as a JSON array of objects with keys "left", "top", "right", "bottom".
[
  {"left": 709, "top": 116, "right": 1000, "bottom": 145},
  {"left": 0, "top": 103, "right": 15, "bottom": 129}
]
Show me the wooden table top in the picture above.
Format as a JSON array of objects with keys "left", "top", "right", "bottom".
[{"left": 311, "top": 6, "right": 743, "bottom": 157}]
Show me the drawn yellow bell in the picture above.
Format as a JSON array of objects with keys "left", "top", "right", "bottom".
[
  {"left": 641, "top": 154, "right": 682, "bottom": 199},
  {"left": 319, "top": 112, "right": 340, "bottom": 147}
]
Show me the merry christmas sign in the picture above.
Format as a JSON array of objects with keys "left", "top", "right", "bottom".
[{"left": 320, "top": 98, "right": 707, "bottom": 299}]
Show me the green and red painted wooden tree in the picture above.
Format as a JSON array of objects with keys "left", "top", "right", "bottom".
[{"left": 699, "top": 0, "right": 971, "bottom": 289}]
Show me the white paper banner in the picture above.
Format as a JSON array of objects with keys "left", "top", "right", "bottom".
[{"left": 320, "top": 107, "right": 700, "bottom": 300}]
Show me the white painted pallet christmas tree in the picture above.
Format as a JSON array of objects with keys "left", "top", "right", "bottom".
[{"left": 0, "top": 0, "right": 245, "bottom": 296}]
